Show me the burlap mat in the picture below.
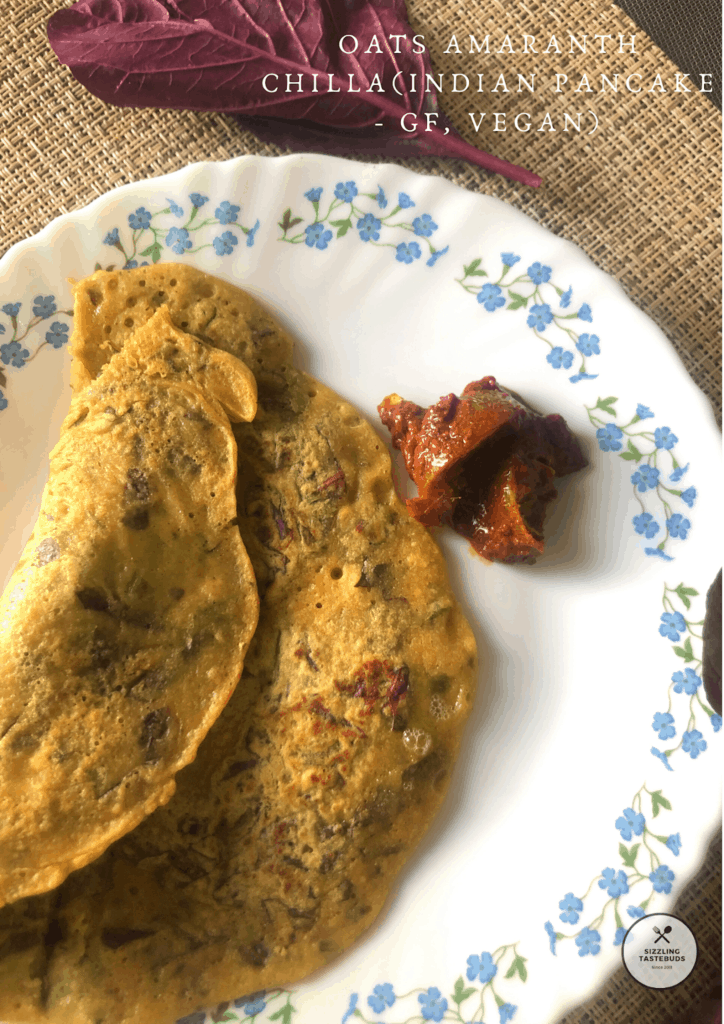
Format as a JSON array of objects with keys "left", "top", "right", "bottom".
[{"left": 0, "top": 1, "right": 720, "bottom": 1021}]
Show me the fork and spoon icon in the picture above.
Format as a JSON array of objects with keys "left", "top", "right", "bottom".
[{"left": 654, "top": 925, "right": 673, "bottom": 943}]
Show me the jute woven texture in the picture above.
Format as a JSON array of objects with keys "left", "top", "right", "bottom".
[{"left": 0, "top": 1, "right": 720, "bottom": 1022}]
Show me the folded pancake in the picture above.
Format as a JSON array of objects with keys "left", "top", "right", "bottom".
[
  {"left": 0, "top": 307, "right": 259, "bottom": 908},
  {"left": 0, "top": 267, "right": 477, "bottom": 1024}
]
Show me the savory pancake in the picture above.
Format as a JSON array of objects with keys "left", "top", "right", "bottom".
[
  {"left": 0, "top": 266, "right": 477, "bottom": 1024},
  {"left": 0, "top": 307, "right": 259, "bottom": 908}
]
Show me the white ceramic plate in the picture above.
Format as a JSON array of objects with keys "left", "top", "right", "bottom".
[{"left": 0, "top": 154, "right": 720, "bottom": 1024}]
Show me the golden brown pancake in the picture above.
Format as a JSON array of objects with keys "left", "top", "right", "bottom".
[
  {"left": 0, "top": 266, "right": 477, "bottom": 1024},
  {"left": 0, "top": 307, "right": 259, "bottom": 908}
]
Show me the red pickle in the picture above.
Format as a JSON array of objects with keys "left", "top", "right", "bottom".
[{"left": 378, "top": 376, "right": 587, "bottom": 564}]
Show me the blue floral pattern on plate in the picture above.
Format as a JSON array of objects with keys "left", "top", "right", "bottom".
[
  {"left": 278, "top": 184, "right": 449, "bottom": 267},
  {"left": 586, "top": 397, "right": 695, "bottom": 561},
  {"left": 543, "top": 584, "right": 717, "bottom": 958},
  {"left": 455, "top": 254, "right": 600, "bottom": 382},
  {"left": 0, "top": 296, "right": 73, "bottom": 411},
  {"left": 100, "top": 194, "right": 260, "bottom": 269}
]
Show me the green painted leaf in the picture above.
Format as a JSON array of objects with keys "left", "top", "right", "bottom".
[
  {"left": 504, "top": 954, "right": 528, "bottom": 982},
  {"left": 336, "top": 222, "right": 350, "bottom": 237},
  {"left": 94, "top": 261, "right": 102, "bottom": 270},
  {"left": 627, "top": 439, "right": 643, "bottom": 457},
  {"left": 651, "top": 790, "right": 672, "bottom": 818},
  {"left": 595, "top": 396, "right": 618, "bottom": 413},
  {"left": 140, "top": 242, "right": 162, "bottom": 263},
  {"left": 506, "top": 292, "right": 528, "bottom": 310},
  {"left": 673, "top": 638, "right": 695, "bottom": 662},
  {"left": 452, "top": 977, "right": 476, "bottom": 1004},
  {"left": 269, "top": 1003, "right": 296, "bottom": 1024},
  {"left": 619, "top": 451, "right": 640, "bottom": 461},
  {"left": 674, "top": 584, "right": 699, "bottom": 610},
  {"left": 468, "top": 269, "right": 487, "bottom": 277},
  {"left": 463, "top": 257, "right": 482, "bottom": 276},
  {"left": 619, "top": 842, "right": 639, "bottom": 867}
]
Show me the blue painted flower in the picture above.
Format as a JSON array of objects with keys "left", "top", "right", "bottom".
[
  {"left": 427, "top": 246, "right": 449, "bottom": 267},
  {"left": 527, "top": 302, "right": 553, "bottom": 331},
  {"left": 680, "top": 487, "right": 696, "bottom": 508},
  {"left": 128, "top": 207, "right": 152, "bottom": 230},
  {"left": 2, "top": 302, "right": 21, "bottom": 317},
  {"left": 246, "top": 218, "right": 260, "bottom": 247},
  {"left": 305, "top": 223, "right": 333, "bottom": 250},
  {"left": 45, "top": 321, "right": 69, "bottom": 349},
  {"left": 0, "top": 341, "right": 30, "bottom": 368},
  {"left": 305, "top": 187, "right": 323, "bottom": 203},
  {"left": 654, "top": 426, "right": 678, "bottom": 450},
  {"left": 189, "top": 192, "right": 208, "bottom": 208},
  {"left": 166, "top": 226, "right": 192, "bottom": 254},
  {"left": 652, "top": 712, "right": 675, "bottom": 740},
  {"left": 0, "top": 390, "right": 6, "bottom": 412},
  {"left": 368, "top": 984, "right": 395, "bottom": 1013},
  {"left": 0, "top": 323, "right": 5, "bottom": 334},
  {"left": 357, "top": 213, "right": 382, "bottom": 242},
  {"left": 376, "top": 186, "right": 387, "bottom": 208},
  {"left": 418, "top": 987, "right": 447, "bottom": 1022},
  {"left": 239, "top": 998, "right": 266, "bottom": 1016},
  {"left": 627, "top": 905, "right": 645, "bottom": 919},
  {"left": 166, "top": 198, "right": 183, "bottom": 217},
  {"left": 712, "top": 714, "right": 722, "bottom": 733},
  {"left": 527, "top": 261, "right": 551, "bottom": 284},
  {"left": 575, "top": 926, "right": 601, "bottom": 957},
  {"left": 412, "top": 214, "right": 437, "bottom": 237},
  {"left": 398, "top": 192, "right": 415, "bottom": 208},
  {"left": 477, "top": 283, "right": 505, "bottom": 311},
  {"left": 659, "top": 611, "right": 686, "bottom": 641},
  {"left": 636, "top": 404, "right": 655, "bottom": 419},
  {"left": 599, "top": 868, "right": 629, "bottom": 898},
  {"left": 569, "top": 372, "right": 599, "bottom": 383},
  {"left": 577, "top": 303, "right": 593, "bottom": 321},
  {"left": 633, "top": 513, "right": 660, "bottom": 539},
  {"left": 631, "top": 465, "right": 660, "bottom": 492},
  {"left": 682, "top": 729, "right": 707, "bottom": 759},
  {"left": 666, "top": 833, "right": 682, "bottom": 856},
  {"left": 615, "top": 808, "right": 645, "bottom": 841},
  {"left": 649, "top": 864, "right": 675, "bottom": 894},
  {"left": 576, "top": 333, "right": 600, "bottom": 356},
  {"left": 672, "top": 668, "right": 701, "bottom": 695},
  {"left": 614, "top": 927, "right": 626, "bottom": 947},
  {"left": 215, "top": 201, "right": 240, "bottom": 224},
  {"left": 342, "top": 994, "right": 358, "bottom": 1024},
  {"left": 666, "top": 513, "right": 691, "bottom": 539},
  {"left": 334, "top": 181, "right": 358, "bottom": 203},
  {"left": 670, "top": 463, "right": 689, "bottom": 481},
  {"left": 559, "top": 286, "right": 572, "bottom": 308},
  {"left": 651, "top": 746, "right": 674, "bottom": 771},
  {"left": 466, "top": 951, "right": 497, "bottom": 983},
  {"left": 558, "top": 892, "right": 583, "bottom": 924},
  {"left": 213, "top": 231, "right": 238, "bottom": 256},
  {"left": 396, "top": 241, "right": 421, "bottom": 264},
  {"left": 645, "top": 547, "right": 673, "bottom": 561},
  {"left": 499, "top": 1005, "right": 517, "bottom": 1024},
  {"left": 501, "top": 252, "right": 520, "bottom": 267},
  {"left": 546, "top": 347, "right": 574, "bottom": 369},
  {"left": 544, "top": 920, "right": 557, "bottom": 955},
  {"left": 596, "top": 423, "right": 623, "bottom": 452},
  {"left": 103, "top": 228, "right": 120, "bottom": 246}
]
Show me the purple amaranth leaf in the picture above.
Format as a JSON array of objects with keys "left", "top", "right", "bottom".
[{"left": 47, "top": 0, "right": 541, "bottom": 187}]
